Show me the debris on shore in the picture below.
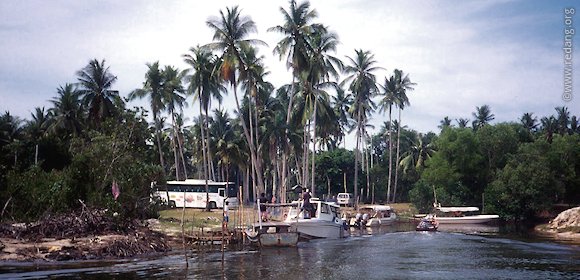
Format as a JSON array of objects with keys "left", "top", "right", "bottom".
[{"left": 0, "top": 208, "right": 171, "bottom": 261}]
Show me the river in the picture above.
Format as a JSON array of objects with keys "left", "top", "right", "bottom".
[{"left": 1, "top": 224, "right": 579, "bottom": 279}]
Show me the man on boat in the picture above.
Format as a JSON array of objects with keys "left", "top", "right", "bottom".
[{"left": 302, "top": 189, "right": 314, "bottom": 218}]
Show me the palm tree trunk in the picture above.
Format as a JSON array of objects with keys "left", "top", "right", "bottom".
[
  {"left": 354, "top": 111, "right": 361, "bottom": 209},
  {"left": 199, "top": 103, "right": 211, "bottom": 211},
  {"left": 171, "top": 112, "right": 180, "bottom": 180},
  {"left": 310, "top": 99, "right": 318, "bottom": 195},
  {"left": 231, "top": 79, "right": 264, "bottom": 197},
  {"left": 281, "top": 76, "right": 296, "bottom": 203},
  {"left": 387, "top": 105, "right": 393, "bottom": 203},
  {"left": 153, "top": 112, "right": 166, "bottom": 172},
  {"left": 393, "top": 108, "right": 402, "bottom": 203}
]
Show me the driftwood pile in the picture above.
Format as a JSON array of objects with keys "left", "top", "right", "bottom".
[{"left": 0, "top": 208, "right": 171, "bottom": 260}]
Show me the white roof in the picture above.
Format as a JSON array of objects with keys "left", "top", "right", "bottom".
[
  {"left": 166, "top": 179, "right": 233, "bottom": 185},
  {"left": 437, "top": 206, "right": 479, "bottom": 212}
]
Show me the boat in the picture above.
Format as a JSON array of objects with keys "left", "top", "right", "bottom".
[
  {"left": 350, "top": 205, "right": 397, "bottom": 227},
  {"left": 416, "top": 214, "right": 438, "bottom": 231},
  {"left": 245, "top": 221, "right": 299, "bottom": 247},
  {"left": 285, "top": 198, "right": 349, "bottom": 239},
  {"left": 434, "top": 206, "right": 499, "bottom": 224}
]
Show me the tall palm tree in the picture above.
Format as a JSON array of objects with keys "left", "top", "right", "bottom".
[
  {"left": 48, "top": 84, "right": 84, "bottom": 138},
  {"left": 343, "top": 49, "right": 380, "bottom": 208},
  {"left": 439, "top": 117, "right": 452, "bottom": 130},
  {"left": 520, "top": 112, "right": 538, "bottom": 133},
  {"left": 456, "top": 118, "right": 470, "bottom": 128},
  {"left": 205, "top": 5, "right": 267, "bottom": 196},
  {"left": 541, "top": 116, "right": 557, "bottom": 144},
  {"left": 555, "top": 106, "right": 570, "bottom": 135},
  {"left": 129, "top": 62, "right": 167, "bottom": 172},
  {"left": 76, "top": 59, "right": 119, "bottom": 128},
  {"left": 378, "top": 74, "right": 397, "bottom": 202},
  {"left": 472, "top": 105, "right": 495, "bottom": 130},
  {"left": 183, "top": 46, "right": 224, "bottom": 210},
  {"left": 162, "top": 65, "right": 187, "bottom": 181},
  {"left": 392, "top": 69, "right": 414, "bottom": 203},
  {"left": 25, "top": 107, "right": 51, "bottom": 165},
  {"left": 269, "top": 0, "right": 319, "bottom": 199}
]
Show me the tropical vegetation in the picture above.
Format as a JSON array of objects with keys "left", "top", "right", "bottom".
[{"left": 1, "top": 1, "right": 578, "bottom": 222}]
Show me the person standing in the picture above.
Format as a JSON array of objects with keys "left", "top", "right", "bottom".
[
  {"left": 222, "top": 201, "right": 229, "bottom": 231},
  {"left": 259, "top": 193, "right": 268, "bottom": 221}
]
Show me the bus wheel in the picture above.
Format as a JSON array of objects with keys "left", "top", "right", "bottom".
[
  {"left": 169, "top": 201, "right": 176, "bottom": 208},
  {"left": 209, "top": 202, "right": 217, "bottom": 209}
]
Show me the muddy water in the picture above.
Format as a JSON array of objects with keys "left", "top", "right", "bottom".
[{"left": 1, "top": 224, "right": 579, "bottom": 279}]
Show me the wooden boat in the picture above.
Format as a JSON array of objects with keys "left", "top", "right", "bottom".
[{"left": 245, "top": 221, "right": 299, "bottom": 247}]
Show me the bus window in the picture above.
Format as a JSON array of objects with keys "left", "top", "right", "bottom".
[{"left": 219, "top": 189, "right": 225, "bottom": 197}]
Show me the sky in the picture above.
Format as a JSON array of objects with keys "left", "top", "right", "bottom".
[{"left": 1, "top": 0, "right": 578, "bottom": 148}]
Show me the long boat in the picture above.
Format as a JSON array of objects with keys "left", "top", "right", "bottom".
[{"left": 434, "top": 206, "right": 499, "bottom": 224}]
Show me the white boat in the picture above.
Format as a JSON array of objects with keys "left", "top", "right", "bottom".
[
  {"left": 434, "top": 206, "right": 499, "bottom": 224},
  {"left": 350, "top": 205, "right": 397, "bottom": 227},
  {"left": 285, "top": 198, "right": 349, "bottom": 239}
]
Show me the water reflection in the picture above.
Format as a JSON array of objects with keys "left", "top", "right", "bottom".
[{"left": 1, "top": 224, "right": 579, "bottom": 279}]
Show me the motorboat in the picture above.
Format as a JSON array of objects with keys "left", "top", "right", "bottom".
[
  {"left": 434, "top": 206, "right": 499, "bottom": 224},
  {"left": 416, "top": 214, "right": 438, "bottom": 231},
  {"left": 285, "top": 198, "right": 349, "bottom": 239},
  {"left": 350, "top": 205, "right": 397, "bottom": 227}
]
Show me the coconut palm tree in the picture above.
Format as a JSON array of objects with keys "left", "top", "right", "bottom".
[
  {"left": 76, "top": 59, "right": 119, "bottom": 128},
  {"left": 472, "top": 105, "right": 495, "bottom": 130},
  {"left": 555, "top": 106, "right": 570, "bottom": 135},
  {"left": 183, "top": 46, "right": 225, "bottom": 210},
  {"left": 48, "top": 84, "right": 84, "bottom": 138},
  {"left": 391, "top": 69, "right": 414, "bottom": 203},
  {"left": 439, "top": 117, "right": 452, "bottom": 130},
  {"left": 162, "top": 65, "right": 187, "bottom": 180},
  {"left": 399, "top": 133, "right": 435, "bottom": 174},
  {"left": 129, "top": 61, "right": 167, "bottom": 172},
  {"left": 520, "top": 112, "right": 538, "bottom": 133},
  {"left": 456, "top": 118, "right": 470, "bottom": 129},
  {"left": 343, "top": 49, "right": 380, "bottom": 208},
  {"left": 541, "top": 116, "right": 557, "bottom": 144},
  {"left": 205, "top": 5, "right": 267, "bottom": 196},
  {"left": 378, "top": 74, "right": 397, "bottom": 203},
  {"left": 269, "top": 0, "right": 320, "bottom": 200}
]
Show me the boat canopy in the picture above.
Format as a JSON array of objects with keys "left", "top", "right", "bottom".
[
  {"left": 437, "top": 206, "right": 479, "bottom": 212},
  {"left": 361, "top": 205, "right": 392, "bottom": 211}
]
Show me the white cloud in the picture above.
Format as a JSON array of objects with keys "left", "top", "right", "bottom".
[{"left": 1, "top": 0, "right": 578, "bottom": 146}]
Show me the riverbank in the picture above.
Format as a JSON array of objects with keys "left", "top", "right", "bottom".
[{"left": 534, "top": 206, "right": 580, "bottom": 243}]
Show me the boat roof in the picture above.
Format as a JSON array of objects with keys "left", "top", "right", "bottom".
[
  {"left": 360, "top": 205, "right": 392, "bottom": 211},
  {"left": 437, "top": 206, "right": 479, "bottom": 212}
]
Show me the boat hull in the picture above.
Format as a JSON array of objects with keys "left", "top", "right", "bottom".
[
  {"left": 436, "top": 215, "right": 499, "bottom": 224},
  {"left": 259, "top": 232, "right": 299, "bottom": 247},
  {"left": 291, "top": 220, "right": 348, "bottom": 239}
]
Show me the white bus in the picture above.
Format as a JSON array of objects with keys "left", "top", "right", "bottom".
[{"left": 152, "top": 179, "right": 239, "bottom": 209}]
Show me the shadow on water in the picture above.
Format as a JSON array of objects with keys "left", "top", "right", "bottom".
[{"left": 1, "top": 223, "right": 579, "bottom": 279}]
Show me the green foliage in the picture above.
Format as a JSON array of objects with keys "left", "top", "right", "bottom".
[
  {"left": 314, "top": 148, "right": 356, "bottom": 196},
  {"left": 4, "top": 167, "right": 73, "bottom": 220},
  {"left": 485, "top": 141, "right": 558, "bottom": 220}
]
